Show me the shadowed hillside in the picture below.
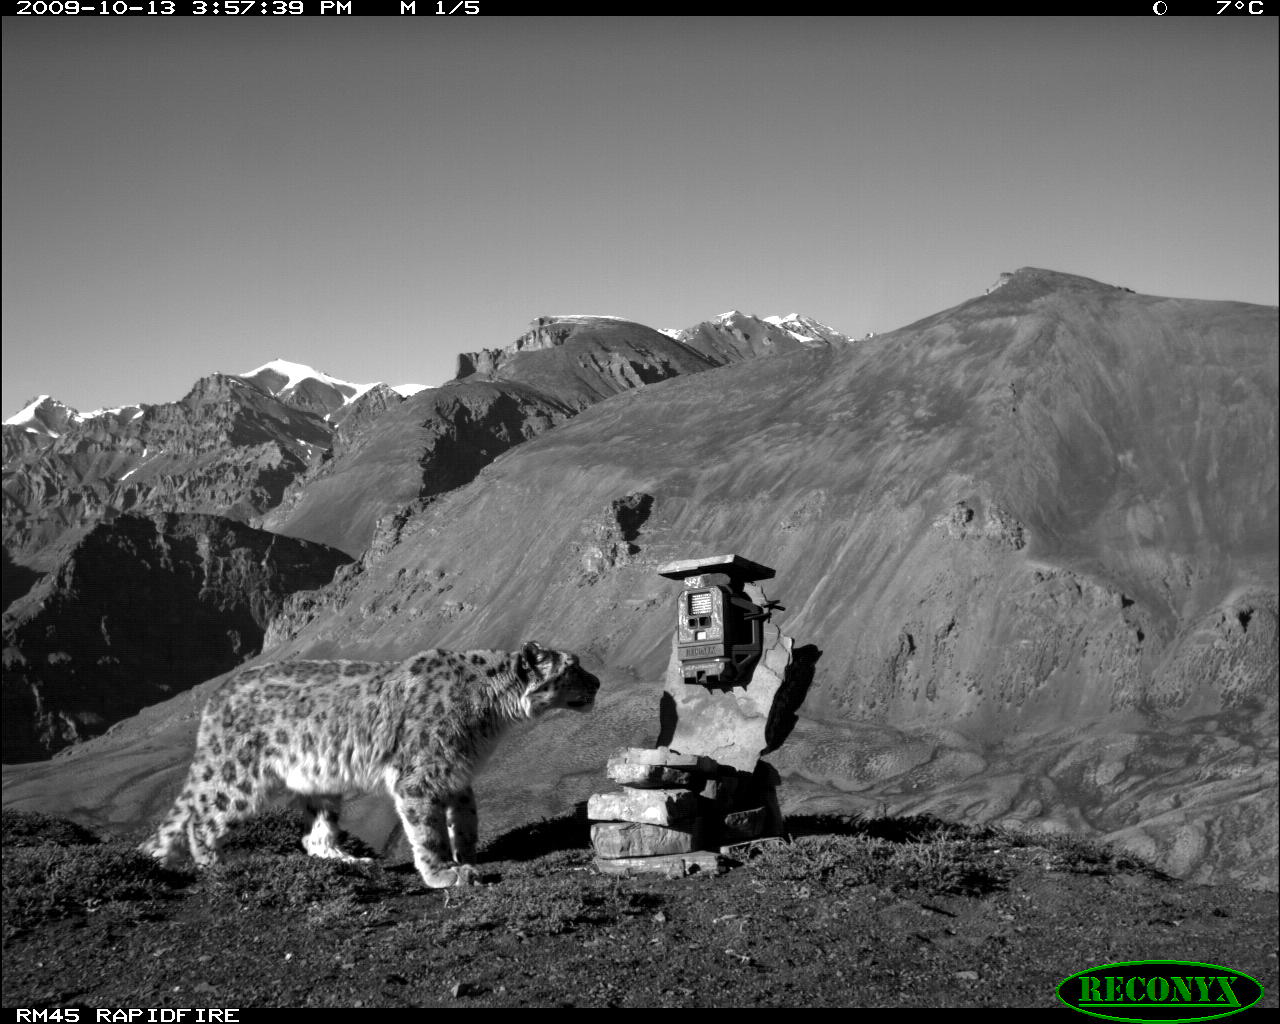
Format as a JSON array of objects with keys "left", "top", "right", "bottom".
[
  {"left": 256, "top": 380, "right": 580, "bottom": 557},
  {"left": 2, "top": 513, "right": 352, "bottom": 762}
]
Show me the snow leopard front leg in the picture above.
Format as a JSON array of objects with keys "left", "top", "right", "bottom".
[
  {"left": 446, "top": 785, "right": 479, "bottom": 864},
  {"left": 389, "top": 769, "right": 478, "bottom": 888}
]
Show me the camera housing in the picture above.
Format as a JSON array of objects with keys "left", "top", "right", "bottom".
[{"left": 657, "top": 554, "right": 776, "bottom": 688}]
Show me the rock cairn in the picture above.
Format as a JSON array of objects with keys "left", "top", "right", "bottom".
[{"left": 588, "top": 745, "right": 775, "bottom": 878}]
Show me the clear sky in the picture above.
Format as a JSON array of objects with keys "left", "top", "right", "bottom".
[{"left": 3, "top": 16, "right": 1277, "bottom": 416}]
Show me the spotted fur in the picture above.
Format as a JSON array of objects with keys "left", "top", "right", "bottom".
[{"left": 142, "top": 642, "right": 599, "bottom": 888}]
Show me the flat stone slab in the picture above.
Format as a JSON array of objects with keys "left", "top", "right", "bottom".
[
  {"left": 591, "top": 821, "right": 703, "bottom": 858},
  {"left": 587, "top": 789, "right": 701, "bottom": 828},
  {"left": 655, "top": 554, "right": 775, "bottom": 582},
  {"left": 720, "top": 837, "right": 788, "bottom": 859},
  {"left": 593, "top": 851, "right": 726, "bottom": 879},
  {"left": 606, "top": 760, "right": 707, "bottom": 791},
  {"left": 611, "top": 746, "right": 719, "bottom": 773}
]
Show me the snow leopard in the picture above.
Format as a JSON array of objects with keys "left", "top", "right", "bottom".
[{"left": 142, "top": 641, "right": 600, "bottom": 888}]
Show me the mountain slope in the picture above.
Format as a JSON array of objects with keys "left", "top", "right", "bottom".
[
  {"left": 260, "top": 314, "right": 818, "bottom": 556},
  {"left": 224, "top": 270, "right": 1280, "bottom": 886},
  {"left": 257, "top": 380, "right": 580, "bottom": 557},
  {"left": 4, "top": 271, "right": 1275, "bottom": 887}
]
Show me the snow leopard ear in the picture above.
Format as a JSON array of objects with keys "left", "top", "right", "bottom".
[{"left": 521, "top": 641, "right": 546, "bottom": 676}]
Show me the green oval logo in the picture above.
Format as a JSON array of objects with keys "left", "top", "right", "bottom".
[{"left": 1057, "top": 960, "right": 1264, "bottom": 1022}]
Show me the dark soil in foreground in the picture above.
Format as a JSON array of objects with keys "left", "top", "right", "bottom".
[{"left": 3, "top": 809, "right": 1276, "bottom": 1009}]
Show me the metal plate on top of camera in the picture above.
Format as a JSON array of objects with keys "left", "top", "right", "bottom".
[{"left": 656, "top": 554, "right": 775, "bottom": 584}]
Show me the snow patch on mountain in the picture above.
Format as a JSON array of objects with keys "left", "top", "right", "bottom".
[
  {"left": 764, "top": 313, "right": 850, "bottom": 346},
  {"left": 83, "top": 406, "right": 145, "bottom": 421},
  {"left": 240, "top": 359, "right": 433, "bottom": 410},
  {"left": 4, "top": 396, "right": 83, "bottom": 437},
  {"left": 241, "top": 359, "right": 363, "bottom": 395},
  {"left": 5, "top": 396, "right": 58, "bottom": 431},
  {"left": 694, "top": 310, "right": 851, "bottom": 347}
]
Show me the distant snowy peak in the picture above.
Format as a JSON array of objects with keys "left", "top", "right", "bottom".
[
  {"left": 763, "top": 313, "right": 850, "bottom": 347},
  {"left": 235, "top": 359, "right": 438, "bottom": 419},
  {"left": 4, "top": 395, "right": 82, "bottom": 437},
  {"left": 700, "top": 310, "right": 851, "bottom": 347},
  {"left": 5, "top": 362, "right": 433, "bottom": 439},
  {"left": 4, "top": 395, "right": 149, "bottom": 438},
  {"left": 240, "top": 359, "right": 367, "bottom": 400},
  {"left": 239, "top": 360, "right": 435, "bottom": 402}
]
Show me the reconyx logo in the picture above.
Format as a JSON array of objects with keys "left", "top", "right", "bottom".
[{"left": 1057, "top": 960, "right": 1264, "bottom": 1022}]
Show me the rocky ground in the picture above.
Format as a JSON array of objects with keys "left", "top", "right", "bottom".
[{"left": 3, "top": 809, "right": 1276, "bottom": 1010}]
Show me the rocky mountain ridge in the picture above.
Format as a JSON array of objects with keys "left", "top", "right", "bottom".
[
  {"left": 672, "top": 309, "right": 851, "bottom": 363},
  {"left": 233, "top": 359, "right": 429, "bottom": 426},
  {"left": 4, "top": 395, "right": 132, "bottom": 440},
  {"left": 3, "top": 373, "right": 333, "bottom": 568},
  {"left": 3, "top": 360, "right": 431, "bottom": 440},
  {"left": 5, "top": 312, "right": 846, "bottom": 565}
]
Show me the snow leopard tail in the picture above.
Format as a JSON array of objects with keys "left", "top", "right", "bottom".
[{"left": 140, "top": 771, "right": 215, "bottom": 867}]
